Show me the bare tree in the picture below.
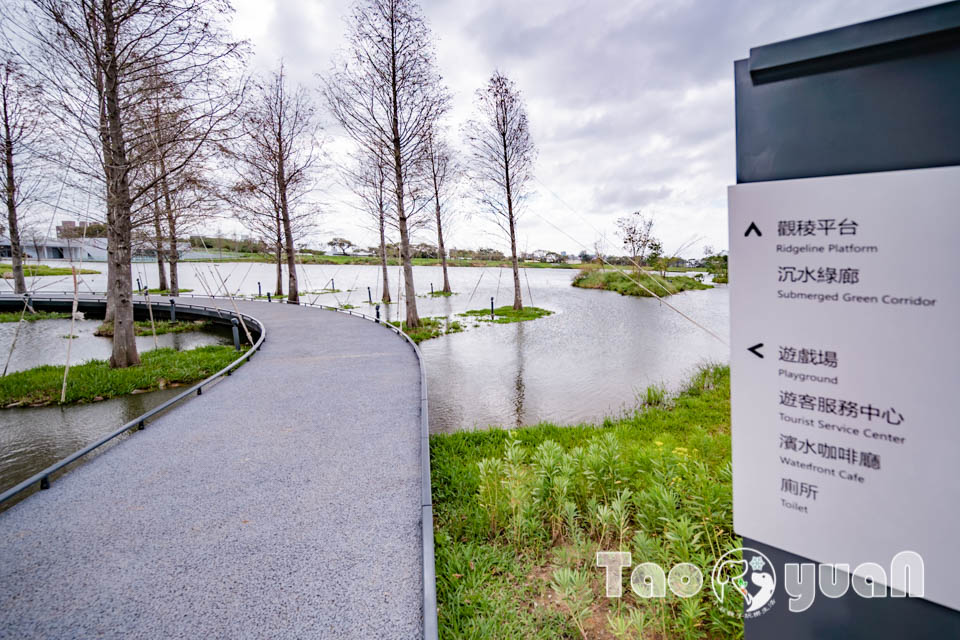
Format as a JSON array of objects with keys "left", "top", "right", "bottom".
[
  {"left": 463, "top": 71, "right": 536, "bottom": 310},
  {"left": 324, "top": 0, "right": 449, "bottom": 328},
  {"left": 341, "top": 145, "right": 392, "bottom": 302},
  {"left": 424, "top": 125, "right": 457, "bottom": 294},
  {"left": 616, "top": 210, "right": 654, "bottom": 269},
  {"left": 5, "top": 0, "right": 245, "bottom": 367},
  {"left": 0, "top": 56, "right": 42, "bottom": 295},
  {"left": 227, "top": 62, "right": 322, "bottom": 304}
]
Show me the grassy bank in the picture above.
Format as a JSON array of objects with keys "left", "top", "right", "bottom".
[
  {"left": 0, "top": 310, "right": 72, "bottom": 323},
  {"left": 460, "top": 306, "right": 554, "bottom": 324},
  {"left": 0, "top": 263, "right": 99, "bottom": 276},
  {"left": 146, "top": 288, "right": 193, "bottom": 295},
  {"left": 390, "top": 316, "right": 464, "bottom": 343},
  {"left": 94, "top": 319, "right": 216, "bottom": 337},
  {"left": 430, "top": 365, "right": 739, "bottom": 639},
  {"left": 573, "top": 267, "right": 712, "bottom": 298},
  {"left": 0, "top": 345, "right": 244, "bottom": 406}
]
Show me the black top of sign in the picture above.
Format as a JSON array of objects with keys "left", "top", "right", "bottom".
[
  {"left": 734, "top": 0, "right": 960, "bottom": 183},
  {"left": 746, "top": 1, "right": 960, "bottom": 83}
]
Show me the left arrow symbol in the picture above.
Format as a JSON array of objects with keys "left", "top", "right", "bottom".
[
  {"left": 748, "top": 343, "right": 764, "bottom": 358},
  {"left": 744, "top": 222, "right": 762, "bottom": 237}
]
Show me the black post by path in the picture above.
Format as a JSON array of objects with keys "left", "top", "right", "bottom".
[
  {"left": 258, "top": 282, "right": 262, "bottom": 297},
  {"left": 490, "top": 297, "right": 494, "bottom": 321},
  {"left": 169, "top": 299, "right": 176, "bottom": 323},
  {"left": 368, "top": 286, "right": 372, "bottom": 304},
  {"left": 230, "top": 318, "right": 240, "bottom": 351}
]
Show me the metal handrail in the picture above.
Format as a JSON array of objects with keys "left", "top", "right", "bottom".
[{"left": 0, "top": 295, "right": 266, "bottom": 505}]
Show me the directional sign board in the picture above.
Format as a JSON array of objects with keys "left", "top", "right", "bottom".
[{"left": 728, "top": 165, "right": 960, "bottom": 612}]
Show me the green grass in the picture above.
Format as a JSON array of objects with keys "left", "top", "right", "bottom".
[
  {"left": 0, "top": 310, "right": 72, "bottom": 323},
  {"left": 420, "top": 290, "right": 456, "bottom": 298},
  {"left": 146, "top": 288, "right": 193, "bottom": 295},
  {"left": 572, "top": 267, "right": 712, "bottom": 298},
  {"left": 460, "top": 306, "right": 554, "bottom": 324},
  {"left": 390, "top": 316, "right": 464, "bottom": 343},
  {"left": 95, "top": 319, "right": 216, "bottom": 337},
  {"left": 0, "top": 263, "right": 99, "bottom": 276},
  {"left": 0, "top": 345, "right": 245, "bottom": 406},
  {"left": 712, "top": 274, "right": 728, "bottom": 284},
  {"left": 430, "top": 365, "right": 741, "bottom": 639}
]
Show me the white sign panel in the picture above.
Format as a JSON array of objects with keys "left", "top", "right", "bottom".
[{"left": 728, "top": 165, "right": 960, "bottom": 612}]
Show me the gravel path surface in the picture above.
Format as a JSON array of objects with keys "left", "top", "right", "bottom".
[{"left": 0, "top": 300, "right": 424, "bottom": 639}]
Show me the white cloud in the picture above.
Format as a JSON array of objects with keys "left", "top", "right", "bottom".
[{"left": 228, "top": 0, "right": 939, "bottom": 258}]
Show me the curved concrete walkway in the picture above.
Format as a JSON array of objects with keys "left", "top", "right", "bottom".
[{"left": 0, "top": 299, "right": 424, "bottom": 639}]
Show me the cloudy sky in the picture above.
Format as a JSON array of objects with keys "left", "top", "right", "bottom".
[{"left": 230, "top": 0, "right": 937, "bottom": 258}]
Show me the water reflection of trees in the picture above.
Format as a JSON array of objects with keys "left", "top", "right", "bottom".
[{"left": 512, "top": 322, "right": 526, "bottom": 427}]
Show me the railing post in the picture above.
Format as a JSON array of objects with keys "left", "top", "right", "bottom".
[
  {"left": 231, "top": 317, "right": 240, "bottom": 351},
  {"left": 169, "top": 298, "right": 176, "bottom": 322}
]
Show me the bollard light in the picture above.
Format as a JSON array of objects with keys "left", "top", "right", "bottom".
[{"left": 231, "top": 317, "right": 240, "bottom": 351}]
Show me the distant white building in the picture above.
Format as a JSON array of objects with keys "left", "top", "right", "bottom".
[{"left": 0, "top": 236, "right": 109, "bottom": 262}]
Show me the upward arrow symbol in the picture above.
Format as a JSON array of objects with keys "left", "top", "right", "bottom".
[{"left": 745, "top": 222, "right": 762, "bottom": 237}]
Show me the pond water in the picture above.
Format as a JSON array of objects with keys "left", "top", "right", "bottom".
[{"left": 17, "top": 261, "right": 730, "bottom": 434}]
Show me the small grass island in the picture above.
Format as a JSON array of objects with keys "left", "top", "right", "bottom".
[
  {"left": 460, "top": 306, "right": 554, "bottom": 324},
  {"left": 390, "top": 316, "right": 464, "bottom": 344},
  {"left": 1, "top": 263, "right": 100, "bottom": 277},
  {"left": 572, "top": 266, "right": 712, "bottom": 298},
  {"left": 0, "top": 345, "right": 245, "bottom": 407},
  {"left": 94, "top": 319, "right": 215, "bottom": 337}
]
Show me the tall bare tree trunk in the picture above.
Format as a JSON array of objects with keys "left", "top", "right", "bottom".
[
  {"left": 164, "top": 205, "right": 180, "bottom": 296},
  {"left": 392, "top": 117, "right": 417, "bottom": 325},
  {"left": 152, "top": 190, "right": 168, "bottom": 291},
  {"left": 504, "top": 140, "right": 522, "bottom": 310},
  {"left": 276, "top": 159, "right": 298, "bottom": 304},
  {"left": 103, "top": 0, "right": 139, "bottom": 368},
  {"left": 508, "top": 215, "right": 522, "bottom": 310},
  {"left": 434, "top": 194, "right": 450, "bottom": 294},
  {"left": 379, "top": 206, "right": 391, "bottom": 303},
  {"left": 274, "top": 237, "right": 283, "bottom": 297},
  {"left": 2, "top": 113, "right": 25, "bottom": 295},
  {"left": 103, "top": 214, "right": 116, "bottom": 322}
]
